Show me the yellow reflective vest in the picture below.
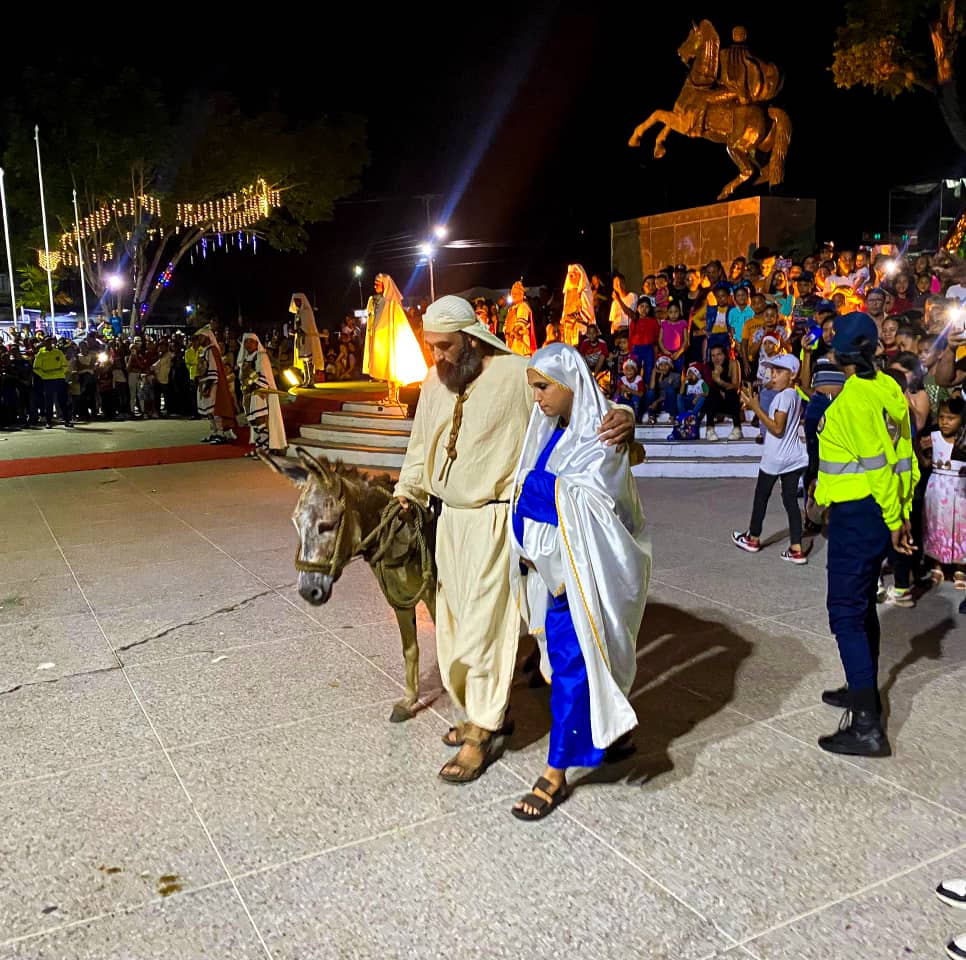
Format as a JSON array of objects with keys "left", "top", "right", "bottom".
[
  {"left": 814, "top": 371, "right": 918, "bottom": 531},
  {"left": 184, "top": 345, "right": 199, "bottom": 379}
]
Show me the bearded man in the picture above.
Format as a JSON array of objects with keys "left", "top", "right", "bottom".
[{"left": 393, "top": 296, "right": 635, "bottom": 783}]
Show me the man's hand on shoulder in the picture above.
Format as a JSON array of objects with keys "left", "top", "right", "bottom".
[{"left": 599, "top": 405, "right": 636, "bottom": 447}]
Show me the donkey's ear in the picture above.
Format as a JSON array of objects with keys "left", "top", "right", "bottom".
[
  {"left": 294, "top": 446, "right": 334, "bottom": 480},
  {"left": 259, "top": 452, "right": 310, "bottom": 486}
]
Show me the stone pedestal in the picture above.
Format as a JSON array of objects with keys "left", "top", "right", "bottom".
[{"left": 611, "top": 197, "right": 816, "bottom": 289}]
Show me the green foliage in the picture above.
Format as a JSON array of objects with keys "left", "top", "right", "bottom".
[
  {"left": 0, "top": 69, "right": 367, "bottom": 313},
  {"left": 832, "top": 0, "right": 964, "bottom": 95},
  {"left": 16, "top": 263, "right": 70, "bottom": 311}
]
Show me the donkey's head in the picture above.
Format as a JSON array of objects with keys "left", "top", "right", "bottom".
[{"left": 262, "top": 448, "right": 358, "bottom": 605}]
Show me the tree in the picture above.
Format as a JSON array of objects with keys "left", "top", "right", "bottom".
[
  {"left": 2, "top": 70, "right": 367, "bottom": 320},
  {"left": 833, "top": 0, "right": 966, "bottom": 150}
]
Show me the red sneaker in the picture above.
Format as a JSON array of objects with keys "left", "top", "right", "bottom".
[{"left": 731, "top": 531, "right": 761, "bottom": 553}]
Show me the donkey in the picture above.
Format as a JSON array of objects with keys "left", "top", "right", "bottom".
[{"left": 263, "top": 447, "right": 436, "bottom": 723}]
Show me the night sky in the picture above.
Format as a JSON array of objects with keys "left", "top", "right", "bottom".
[{"left": 4, "top": 3, "right": 962, "bottom": 329}]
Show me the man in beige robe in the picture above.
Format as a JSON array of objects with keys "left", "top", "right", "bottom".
[{"left": 394, "top": 295, "right": 635, "bottom": 782}]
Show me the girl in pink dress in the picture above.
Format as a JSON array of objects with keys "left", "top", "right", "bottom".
[{"left": 923, "top": 396, "right": 966, "bottom": 589}]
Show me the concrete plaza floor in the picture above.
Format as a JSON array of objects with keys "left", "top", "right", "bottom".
[{"left": 0, "top": 460, "right": 964, "bottom": 959}]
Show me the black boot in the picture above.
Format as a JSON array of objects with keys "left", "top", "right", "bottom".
[
  {"left": 818, "top": 688, "right": 891, "bottom": 758},
  {"left": 821, "top": 685, "right": 850, "bottom": 709}
]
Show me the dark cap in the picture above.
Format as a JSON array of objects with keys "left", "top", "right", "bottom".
[
  {"left": 674, "top": 263, "right": 687, "bottom": 272},
  {"left": 831, "top": 311, "right": 879, "bottom": 354},
  {"left": 815, "top": 299, "right": 837, "bottom": 314},
  {"left": 797, "top": 271, "right": 815, "bottom": 283}
]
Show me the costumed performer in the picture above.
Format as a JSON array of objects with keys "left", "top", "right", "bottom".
[
  {"left": 364, "top": 273, "right": 428, "bottom": 403},
  {"left": 238, "top": 332, "right": 288, "bottom": 459},
  {"left": 504, "top": 281, "right": 537, "bottom": 357},
  {"left": 194, "top": 327, "right": 237, "bottom": 444},
  {"left": 288, "top": 292, "right": 324, "bottom": 386},
  {"left": 509, "top": 342, "right": 650, "bottom": 820},
  {"left": 561, "top": 263, "right": 594, "bottom": 346},
  {"left": 393, "top": 296, "right": 636, "bottom": 784}
]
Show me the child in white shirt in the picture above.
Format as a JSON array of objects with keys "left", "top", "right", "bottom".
[{"left": 732, "top": 354, "right": 810, "bottom": 563}]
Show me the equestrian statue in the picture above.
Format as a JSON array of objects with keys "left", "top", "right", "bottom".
[{"left": 629, "top": 22, "right": 792, "bottom": 201}]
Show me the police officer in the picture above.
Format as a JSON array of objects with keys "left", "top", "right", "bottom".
[{"left": 813, "top": 312, "right": 917, "bottom": 757}]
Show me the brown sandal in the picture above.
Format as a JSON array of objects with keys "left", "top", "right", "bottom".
[
  {"left": 441, "top": 723, "right": 465, "bottom": 747},
  {"left": 438, "top": 726, "right": 493, "bottom": 783},
  {"left": 442, "top": 716, "right": 514, "bottom": 748},
  {"left": 511, "top": 776, "right": 568, "bottom": 821}
]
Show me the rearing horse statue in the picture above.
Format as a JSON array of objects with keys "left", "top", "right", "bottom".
[{"left": 629, "top": 21, "right": 792, "bottom": 201}]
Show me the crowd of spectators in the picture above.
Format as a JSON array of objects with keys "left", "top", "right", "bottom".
[{"left": 0, "top": 323, "right": 304, "bottom": 430}]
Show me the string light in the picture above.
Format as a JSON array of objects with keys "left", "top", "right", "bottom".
[
  {"left": 37, "top": 249, "right": 61, "bottom": 271},
  {"left": 49, "top": 178, "right": 281, "bottom": 268},
  {"left": 945, "top": 209, "right": 966, "bottom": 255}
]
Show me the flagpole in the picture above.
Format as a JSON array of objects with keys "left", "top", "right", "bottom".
[
  {"left": 34, "top": 125, "right": 56, "bottom": 328},
  {"left": 0, "top": 168, "right": 18, "bottom": 331},
  {"left": 72, "top": 190, "right": 89, "bottom": 332}
]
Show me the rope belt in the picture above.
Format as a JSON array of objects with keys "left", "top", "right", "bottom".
[{"left": 437, "top": 392, "right": 467, "bottom": 484}]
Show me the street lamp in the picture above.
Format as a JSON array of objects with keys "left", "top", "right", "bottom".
[
  {"left": 433, "top": 224, "right": 448, "bottom": 241},
  {"left": 419, "top": 243, "right": 437, "bottom": 302},
  {"left": 353, "top": 264, "right": 364, "bottom": 308}
]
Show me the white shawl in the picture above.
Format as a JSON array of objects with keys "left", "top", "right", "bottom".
[
  {"left": 238, "top": 333, "right": 287, "bottom": 451},
  {"left": 509, "top": 342, "right": 651, "bottom": 749},
  {"left": 561, "top": 263, "right": 595, "bottom": 346},
  {"left": 288, "top": 292, "right": 324, "bottom": 368}
]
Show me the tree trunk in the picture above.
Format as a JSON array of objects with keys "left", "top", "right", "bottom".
[
  {"left": 930, "top": 0, "right": 966, "bottom": 151},
  {"left": 139, "top": 227, "right": 205, "bottom": 320}
]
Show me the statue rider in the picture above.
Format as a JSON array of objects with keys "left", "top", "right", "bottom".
[{"left": 693, "top": 26, "right": 759, "bottom": 136}]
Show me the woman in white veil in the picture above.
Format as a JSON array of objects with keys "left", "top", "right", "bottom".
[
  {"left": 560, "top": 263, "right": 594, "bottom": 346},
  {"left": 509, "top": 342, "right": 651, "bottom": 820}
]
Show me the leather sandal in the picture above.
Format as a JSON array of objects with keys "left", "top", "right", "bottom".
[
  {"left": 438, "top": 725, "right": 493, "bottom": 783},
  {"left": 511, "top": 776, "right": 568, "bottom": 821},
  {"left": 442, "top": 715, "right": 514, "bottom": 748}
]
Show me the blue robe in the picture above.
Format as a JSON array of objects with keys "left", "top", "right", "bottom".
[{"left": 513, "top": 426, "right": 605, "bottom": 769}]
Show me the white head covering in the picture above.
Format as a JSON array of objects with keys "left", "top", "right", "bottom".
[
  {"left": 562, "top": 263, "right": 591, "bottom": 295},
  {"left": 288, "top": 292, "right": 323, "bottom": 368},
  {"left": 509, "top": 342, "right": 651, "bottom": 749},
  {"left": 238, "top": 332, "right": 287, "bottom": 451},
  {"left": 423, "top": 295, "right": 512, "bottom": 354},
  {"left": 194, "top": 325, "right": 218, "bottom": 349},
  {"left": 375, "top": 273, "right": 404, "bottom": 304}
]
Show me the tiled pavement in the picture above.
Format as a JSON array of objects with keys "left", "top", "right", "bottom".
[{"left": 1, "top": 463, "right": 964, "bottom": 959}]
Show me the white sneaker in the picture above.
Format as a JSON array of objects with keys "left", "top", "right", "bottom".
[
  {"left": 937, "top": 878, "right": 966, "bottom": 910},
  {"left": 947, "top": 931, "right": 966, "bottom": 959},
  {"left": 727, "top": 427, "right": 743, "bottom": 441},
  {"left": 882, "top": 585, "right": 915, "bottom": 608},
  {"left": 657, "top": 413, "right": 670, "bottom": 424},
  {"left": 706, "top": 428, "right": 719, "bottom": 442}
]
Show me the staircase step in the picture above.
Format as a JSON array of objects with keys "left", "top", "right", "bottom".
[
  {"left": 636, "top": 424, "right": 759, "bottom": 441},
  {"left": 320, "top": 410, "right": 413, "bottom": 431},
  {"left": 633, "top": 456, "right": 761, "bottom": 478},
  {"left": 640, "top": 440, "right": 762, "bottom": 458},
  {"left": 287, "top": 438, "right": 405, "bottom": 469},
  {"left": 341, "top": 400, "right": 408, "bottom": 417},
  {"left": 300, "top": 424, "right": 412, "bottom": 448}
]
